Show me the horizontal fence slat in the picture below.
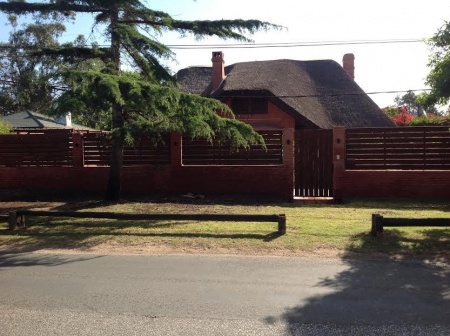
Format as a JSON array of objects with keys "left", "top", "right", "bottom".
[
  {"left": 346, "top": 126, "right": 450, "bottom": 170},
  {"left": 0, "top": 132, "right": 73, "bottom": 167},
  {"left": 182, "top": 131, "right": 283, "bottom": 166},
  {"left": 15, "top": 210, "right": 283, "bottom": 222},
  {"left": 82, "top": 133, "right": 171, "bottom": 166}
]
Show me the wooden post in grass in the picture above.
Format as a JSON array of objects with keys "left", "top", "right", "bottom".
[
  {"left": 371, "top": 213, "right": 383, "bottom": 236},
  {"left": 278, "top": 214, "right": 286, "bottom": 235},
  {"left": 8, "top": 212, "right": 17, "bottom": 230}
]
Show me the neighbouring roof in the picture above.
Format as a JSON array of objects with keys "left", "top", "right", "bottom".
[
  {"left": 0, "top": 111, "right": 95, "bottom": 130},
  {"left": 177, "top": 59, "right": 394, "bottom": 128}
]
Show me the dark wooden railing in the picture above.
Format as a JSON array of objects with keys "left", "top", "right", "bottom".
[
  {"left": 0, "top": 130, "right": 73, "bottom": 167},
  {"left": 182, "top": 130, "right": 283, "bottom": 165},
  {"left": 7, "top": 210, "right": 287, "bottom": 235},
  {"left": 346, "top": 127, "right": 450, "bottom": 170},
  {"left": 371, "top": 213, "right": 450, "bottom": 236},
  {"left": 83, "top": 132, "right": 171, "bottom": 166}
]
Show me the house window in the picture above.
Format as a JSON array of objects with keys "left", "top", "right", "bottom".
[{"left": 231, "top": 98, "right": 268, "bottom": 114}]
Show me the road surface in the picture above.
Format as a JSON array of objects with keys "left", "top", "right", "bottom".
[{"left": 0, "top": 252, "right": 449, "bottom": 335}]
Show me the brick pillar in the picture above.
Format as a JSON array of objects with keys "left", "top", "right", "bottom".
[
  {"left": 283, "top": 128, "right": 295, "bottom": 200},
  {"left": 72, "top": 132, "right": 84, "bottom": 168},
  {"left": 333, "top": 127, "right": 346, "bottom": 200},
  {"left": 171, "top": 132, "right": 182, "bottom": 167},
  {"left": 211, "top": 51, "right": 225, "bottom": 93},
  {"left": 343, "top": 53, "right": 355, "bottom": 80}
]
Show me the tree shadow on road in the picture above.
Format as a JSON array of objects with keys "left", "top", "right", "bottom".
[
  {"left": 0, "top": 251, "right": 103, "bottom": 269},
  {"left": 266, "top": 229, "right": 450, "bottom": 335}
]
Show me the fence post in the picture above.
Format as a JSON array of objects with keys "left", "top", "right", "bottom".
[
  {"left": 371, "top": 213, "right": 383, "bottom": 236},
  {"left": 72, "top": 132, "right": 84, "bottom": 168},
  {"left": 171, "top": 132, "right": 182, "bottom": 167},
  {"left": 332, "top": 127, "right": 346, "bottom": 201},
  {"left": 8, "top": 211, "right": 17, "bottom": 230},
  {"left": 278, "top": 214, "right": 286, "bottom": 235}
]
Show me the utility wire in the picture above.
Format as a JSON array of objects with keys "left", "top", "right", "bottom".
[
  {"left": 0, "top": 38, "right": 425, "bottom": 51},
  {"left": 0, "top": 79, "right": 430, "bottom": 97},
  {"left": 167, "top": 39, "right": 424, "bottom": 49}
]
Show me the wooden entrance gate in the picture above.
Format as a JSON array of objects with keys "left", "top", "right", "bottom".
[{"left": 295, "top": 129, "right": 333, "bottom": 197}]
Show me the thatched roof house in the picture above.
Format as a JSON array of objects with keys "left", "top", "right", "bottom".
[{"left": 177, "top": 52, "right": 393, "bottom": 129}]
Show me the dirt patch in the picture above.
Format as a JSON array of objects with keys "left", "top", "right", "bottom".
[{"left": 0, "top": 239, "right": 343, "bottom": 258}]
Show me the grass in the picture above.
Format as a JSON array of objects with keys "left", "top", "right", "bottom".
[{"left": 1, "top": 196, "right": 450, "bottom": 257}]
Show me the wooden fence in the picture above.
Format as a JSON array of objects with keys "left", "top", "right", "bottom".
[
  {"left": 0, "top": 131, "right": 284, "bottom": 168},
  {"left": 346, "top": 127, "right": 450, "bottom": 170},
  {"left": 83, "top": 132, "right": 171, "bottom": 166},
  {"left": 371, "top": 213, "right": 450, "bottom": 236},
  {"left": 182, "top": 130, "right": 283, "bottom": 165},
  {"left": 0, "top": 130, "right": 73, "bottom": 167},
  {"left": 8, "top": 210, "right": 287, "bottom": 235},
  {"left": 295, "top": 129, "right": 333, "bottom": 197}
]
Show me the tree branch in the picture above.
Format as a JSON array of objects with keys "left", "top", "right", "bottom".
[{"left": 0, "top": 2, "right": 106, "bottom": 14}]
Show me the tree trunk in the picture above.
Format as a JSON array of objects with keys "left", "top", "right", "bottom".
[
  {"left": 105, "top": 6, "right": 124, "bottom": 201},
  {"left": 105, "top": 100, "right": 125, "bottom": 200}
]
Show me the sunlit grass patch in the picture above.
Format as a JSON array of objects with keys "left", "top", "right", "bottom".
[{"left": 1, "top": 197, "right": 449, "bottom": 256}]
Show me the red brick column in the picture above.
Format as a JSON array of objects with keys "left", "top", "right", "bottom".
[
  {"left": 72, "top": 132, "right": 84, "bottom": 168},
  {"left": 333, "top": 127, "right": 346, "bottom": 200},
  {"left": 171, "top": 132, "right": 182, "bottom": 167}
]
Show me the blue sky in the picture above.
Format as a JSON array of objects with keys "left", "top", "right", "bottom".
[{"left": 1, "top": 0, "right": 450, "bottom": 108}]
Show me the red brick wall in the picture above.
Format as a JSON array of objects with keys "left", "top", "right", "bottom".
[
  {"left": 232, "top": 100, "right": 296, "bottom": 129},
  {"left": 0, "top": 164, "right": 292, "bottom": 198},
  {"left": 0, "top": 118, "right": 294, "bottom": 199},
  {"left": 3, "top": 125, "right": 450, "bottom": 200},
  {"left": 334, "top": 169, "right": 450, "bottom": 198}
]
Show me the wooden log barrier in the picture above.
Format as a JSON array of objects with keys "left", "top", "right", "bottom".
[
  {"left": 371, "top": 213, "right": 450, "bottom": 236},
  {"left": 7, "top": 210, "right": 287, "bottom": 235}
]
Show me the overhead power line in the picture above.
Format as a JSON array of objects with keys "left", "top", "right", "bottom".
[
  {"left": 167, "top": 39, "right": 424, "bottom": 49},
  {"left": 0, "top": 38, "right": 424, "bottom": 52},
  {"left": 0, "top": 79, "right": 429, "bottom": 97}
]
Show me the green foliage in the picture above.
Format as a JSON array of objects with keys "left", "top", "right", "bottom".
[
  {"left": 56, "top": 70, "right": 263, "bottom": 148},
  {"left": 382, "top": 106, "right": 401, "bottom": 119},
  {"left": 0, "top": 119, "right": 12, "bottom": 134},
  {"left": 0, "top": 0, "right": 280, "bottom": 199},
  {"left": 0, "top": 15, "right": 66, "bottom": 115},
  {"left": 407, "top": 114, "right": 450, "bottom": 126},
  {"left": 393, "top": 90, "right": 438, "bottom": 117},
  {"left": 420, "top": 21, "right": 450, "bottom": 107}
]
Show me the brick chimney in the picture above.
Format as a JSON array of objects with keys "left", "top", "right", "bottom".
[
  {"left": 211, "top": 51, "right": 225, "bottom": 92},
  {"left": 342, "top": 53, "right": 355, "bottom": 80}
]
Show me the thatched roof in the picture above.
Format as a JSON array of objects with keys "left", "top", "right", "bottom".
[{"left": 177, "top": 59, "right": 394, "bottom": 128}]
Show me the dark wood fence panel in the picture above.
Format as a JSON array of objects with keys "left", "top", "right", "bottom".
[
  {"left": 0, "top": 131, "right": 73, "bottom": 167},
  {"left": 346, "top": 127, "right": 450, "bottom": 170},
  {"left": 83, "top": 133, "right": 171, "bottom": 166},
  {"left": 295, "top": 129, "right": 333, "bottom": 197},
  {"left": 182, "top": 131, "right": 283, "bottom": 165},
  {"left": 83, "top": 132, "right": 111, "bottom": 166}
]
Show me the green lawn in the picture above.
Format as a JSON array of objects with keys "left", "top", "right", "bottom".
[{"left": 1, "top": 197, "right": 449, "bottom": 257}]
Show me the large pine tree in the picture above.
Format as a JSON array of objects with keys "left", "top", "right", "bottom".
[{"left": 0, "top": 1, "right": 280, "bottom": 200}]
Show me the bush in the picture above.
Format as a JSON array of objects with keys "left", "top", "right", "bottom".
[
  {"left": 0, "top": 120, "right": 12, "bottom": 134},
  {"left": 392, "top": 112, "right": 413, "bottom": 126},
  {"left": 407, "top": 115, "right": 450, "bottom": 126}
]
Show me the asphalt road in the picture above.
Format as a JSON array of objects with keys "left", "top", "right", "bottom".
[{"left": 0, "top": 252, "right": 449, "bottom": 335}]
